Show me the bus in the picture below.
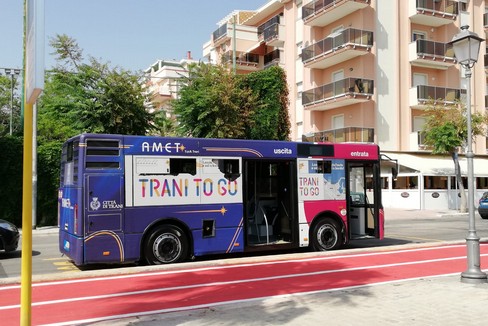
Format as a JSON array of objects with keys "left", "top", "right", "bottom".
[{"left": 58, "top": 133, "right": 388, "bottom": 266}]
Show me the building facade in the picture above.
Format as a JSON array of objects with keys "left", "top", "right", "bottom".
[{"left": 200, "top": 0, "right": 488, "bottom": 210}]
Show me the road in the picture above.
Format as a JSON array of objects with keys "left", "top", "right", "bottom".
[
  {"left": 1, "top": 243, "right": 488, "bottom": 325},
  {"left": 1, "top": 209, "right": 488, "bottom": 279}
]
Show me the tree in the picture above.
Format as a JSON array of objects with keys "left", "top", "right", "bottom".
[
  {"left": 38, "top": 34, "right": 154, "bottom": 142},
  {"left": 422, "top": 101, "right": 488, "bottom": 212},
  {"left": 0, "top": 75, "right": 22, "bottom": 136},
  {"left": 172, "top": 62, "right": 257, "bottom": 138},
  {"left": 241, "top": 66, "right": 290, "bottom": 140},
  {"left": 31, "top": 34, "right": 156, "bottom": 226},
  {"left": 171, "top": 63, "right": 290, "bottom": 140}
]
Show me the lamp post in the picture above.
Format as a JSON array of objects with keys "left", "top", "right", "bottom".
[
  {"left": 449, "top": 25, "right": 487, "bottom": 283},
  {"left": 3, "top": 68, "right": 22, "bottom": 135}
]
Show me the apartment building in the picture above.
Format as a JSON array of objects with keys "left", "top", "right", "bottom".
[
  {"left": 201, "top": 0, "right": 488, "bottom": 210},
  {"left": 144, "top": 53, "right": 197, "bottom": 115}
]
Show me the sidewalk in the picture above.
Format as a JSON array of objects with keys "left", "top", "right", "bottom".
[
  {"left": 88, "top": 208, "right": 488, "bottom": 326},
  {"left": 91, "top": 273, "right": 488, "bottom": 326}
]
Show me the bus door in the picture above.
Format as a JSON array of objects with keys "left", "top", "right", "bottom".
[
  {"left": 244, "top": 160, "right": 296, "bottom": 247},
  {"left": 347, "top": 162, "right": 380, "bottom": 239},
  {"left": 82, "top": 137, "right": 125, "bottom": 263},
  {"left": 84, "top": 173, "right": 125, "bottom": 263}
]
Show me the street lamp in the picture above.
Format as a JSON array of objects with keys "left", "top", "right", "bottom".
[
  {"left": 449, "top": 25, "right": 487, "bottom": 284},
  {"left": 3, "top": 68, "right": 22, "bottom": 135}
]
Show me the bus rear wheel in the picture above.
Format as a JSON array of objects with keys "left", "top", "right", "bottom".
[
  {"left": 311, "top": 218, "right": 342, "bottom": 251},
  {"left": 144, "top": 225, "right": 189, "bottom": 265}
]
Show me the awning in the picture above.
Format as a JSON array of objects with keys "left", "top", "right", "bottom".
[{"left": 382, "top": 152, "right": 488, "bottom": 176}]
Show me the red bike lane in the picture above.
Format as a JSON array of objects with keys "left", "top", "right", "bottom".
[{"left": 1, "top": 244, "right": 487, "bottom": 325}]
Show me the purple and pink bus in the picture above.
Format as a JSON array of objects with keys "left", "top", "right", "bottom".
[{"left": 58, "top": 134, "right": 387, "bottom": 265}]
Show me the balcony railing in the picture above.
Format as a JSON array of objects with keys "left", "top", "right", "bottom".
[
  {"left": 485, "top": 54, "right": 488, "bottom": 70},
  {"left": 263, "top": 23, "right": 281, "bottom": 43},
  {"left": 222, "top": 51, "right": 260, "bottom": 66},
  {"left": 213, "top": 23, "right": 228, "bottom": 42},
  {"left": 410, "top": 39, "right": 456, "bottom": 69},
  {"left": 416, "top": 39, "right": 454, "bottom": 58},
  {"left": 302, "top": 28, "right": 373, "bottom": 63},
  {"left": 258, "top": 14, "right": 281, "bottom": 38},
  {"left": 412, "top": 85, "right": 466, "bottom": 107},
  {"left": 485, "top": 13, "right": 488, "bottom": 28},
  {"left": 303, "top": 0, "right": 370, "bottom": 25},
  {"left": 415, "top": 0, "right": 458, "bottom": 15},
  {"left": 303, "top": 77, "right": 374, "bottom": 106},
  {"left": 303, "top": 127, "right": 374, "bottom": 143},
  {"left": 264, "top": 49, "right": 281, "bottom": 68},
  {"left": 410, "top": 0, "right": 458, "bottom": 26}
]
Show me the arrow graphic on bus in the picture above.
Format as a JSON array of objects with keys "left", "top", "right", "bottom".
[{"left": 177, "top": 206, "right": 228, "bottom": 216}]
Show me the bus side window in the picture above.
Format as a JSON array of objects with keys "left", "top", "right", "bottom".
[
  {"left": 170, "top": 158, "right": 197, "bottom": 176},
  {"left": 317, "top": 161, "right": 331, "bottom": 174},
  {"left": 218, "top": 159, "right": 240, "bottom": 181}
]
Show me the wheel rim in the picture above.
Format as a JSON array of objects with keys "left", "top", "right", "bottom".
[
  {"left": 153, "top": 233, "right": 181, "bottom": 263},
  {"left": 317, "top": 223, "right": 337, "bottom": 250}
]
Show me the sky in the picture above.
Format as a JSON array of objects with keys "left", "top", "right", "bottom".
[{"left": 0, "top": 0, "right": 266, "bottom": 72}]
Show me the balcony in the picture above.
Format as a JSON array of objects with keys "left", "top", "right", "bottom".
[
  {"left": 303, "top": 127, "right": 374, "bottom": 143},
  {"left": 484, "top": 13, "right": 488, "bottom": 29},
  {"left": 409, "top": 39, "right": 456, "bottom": 70},
  {"left": 258, "top": 14, "right": 285, "bottom": 47},
  {"left": 302, "top": 28, "right": 373, "bottom": 69},
  {"left": 212, "top": 23, "right": 229, "bottom": 46},
  {"left": 302, "top": 77, "right": 374, "bottom": 110},
  {"left": 409, "top": 0, "right": 458, "bottom": 27},
  {"left": 485, "top": 54, "right": 488, "bottom": 73},
  {"left": 303, "top": 0, "right": 370, "bottom": 27},
  {"left": 264, "top": 49, "right": 283, "bottom": 69},
  {"left": 409, "top": 85, "right": 466, "bottom": 109},
  {"left": 222, "top": 51, "right": 260, "bottom": 71}
]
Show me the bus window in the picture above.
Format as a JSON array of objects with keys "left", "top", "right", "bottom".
[
  {"left": 61, "top": 140, "right": 79, "bottom": 186},
  {"left": 218, "top": 159, "right": 240, "bottom": 181},
  {"left": 170, "top": 158, "right": 196, "bottom": 176},
  {"left": 85, "top": 138, "right": 120, "bottom": 169}
]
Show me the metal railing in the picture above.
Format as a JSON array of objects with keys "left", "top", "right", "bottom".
[
  {"left": 264, "top": 49, "right": 280, "bottom": 68},
  {"left": 213, "top": 23, "right": 228, "bottom": 42},
  {"left": 222, "top": 51, "right": 260, "bottom": 66},
  {"left": 303, "top": 0, "right": 369, "bottom": 20},
  {"left": 302, "top": 77, "right": 374, "bottom": 106},
  {"left": 415, "top": 39, "right": 454, "bottom": 58},
  {"left": 258, "top": 14, "right": 281, "bottom": 37},
  {"left": 302, "top": 28, "right": 373, "bottom": 62},
  {"left": 415, "top": 0, "right": 459, "bottom": 15},
  {"left": 303, "top": 127, "right": 374, "bottom": 143},
  {"left": 415, "top": 85, "right": 466, "bottom": 103}
]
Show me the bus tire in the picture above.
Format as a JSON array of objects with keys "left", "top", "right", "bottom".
[
  {"left": 311, "top": 218, "right": 342, "bottom": 251},
  {"left": 144, "top": 225, "right": 189, "bottom": 265}
]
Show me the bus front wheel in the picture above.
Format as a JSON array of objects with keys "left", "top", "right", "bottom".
[
  {"left": 144, "top": 225, "right": 189, "bottom": 265},
  {"left": 311, "top": 218, "right": 342, "bottom": 251}
]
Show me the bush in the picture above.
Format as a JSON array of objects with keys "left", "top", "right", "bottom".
[
  {"left": 0, "top": 136, "right": 23, "bottom": 226},
  {"left": 0, "top": 136, "right": 61, "bottom": 227}
]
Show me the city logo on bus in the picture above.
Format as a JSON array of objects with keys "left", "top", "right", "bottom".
[
  {"left": 142, "top": 142, "right": 187, "bottom": 153},
  {"left": 90, "top": 197, "right": 101, "bottom": 210}
]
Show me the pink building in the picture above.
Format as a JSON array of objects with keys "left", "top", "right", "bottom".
[{"left": 201, "top": 0, "right": 488, "bottom": 210}]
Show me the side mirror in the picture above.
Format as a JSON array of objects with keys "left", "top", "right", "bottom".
[{"left": 392, "top": 166, "right": 398, "bottom": 179}]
